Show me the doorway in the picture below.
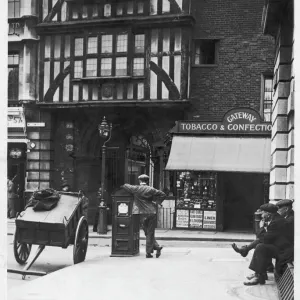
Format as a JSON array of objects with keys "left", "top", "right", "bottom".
[{"left": 221, "top": 172, "right": 265, "bottom": 232}]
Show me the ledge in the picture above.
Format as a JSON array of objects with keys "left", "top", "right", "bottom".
[
  {"left": 36, "top": 14, "right": 195, "bottom": 34},
  {"left": 36, "top": 99, "right": 191, "bottom": 108}
]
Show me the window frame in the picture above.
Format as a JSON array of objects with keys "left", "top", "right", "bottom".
[
  {"left": 193, "top": 39, "right": 219, "bottom": 67},
  {"left": 8, "top": 53, "right": 19, "bottom": 101},
  {"left": 260, "top": 74, "right": 273, "bottom": 122},
  {"left": 8, "top": 0, "right": 20, "bottom": 18}
]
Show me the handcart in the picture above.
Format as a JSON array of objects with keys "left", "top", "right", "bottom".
[{"left": 7, "top": 191, "right": 89, "bottom": 279}]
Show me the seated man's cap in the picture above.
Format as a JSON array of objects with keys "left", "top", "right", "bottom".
[
  {"left": 138, "top": 174, "right": 149, "bottom": 180},
  {"left": 61, "top": 180, "right": 70, "bottom": 188},
  {"left": 276, "top": 199, "right": 294, "bottom": 208},
  {"left": 260, "top": 203, "right": 278, "bottom": 213}
]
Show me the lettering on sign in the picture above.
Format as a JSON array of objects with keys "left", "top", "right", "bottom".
[
  {"left": 203, "top": 211, "right": 216, "bottom": 229},
  {"left": 7, "top": 115, "right": 25, "bottom": 128},
  {"left": 176, "top": 209, "right": 189, "bottom": 228},
  {"left": 176, "top": 108, "right": 271, "bottom": 135}
]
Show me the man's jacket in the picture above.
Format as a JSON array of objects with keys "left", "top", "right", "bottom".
[
  {"left": 258, "top": 213, "right": 291, "bottom": 250},
  {"left": 121, "top": 183, "right": 166, "bottom": 214},
  {"left": 284, "top": 210, "right": 294, "bottom": 245}
]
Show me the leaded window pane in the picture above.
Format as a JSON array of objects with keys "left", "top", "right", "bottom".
[
  {"left": 116, "top": 57, "right": 127, "bottom": 76},
  {"left": 133, "top": 58, "right": 144, "bottom": 76},
  {"left": 87, "top": 37, "right": 98, "bottom": 54},
  {"left": 101, "top": 35, "right": 113, "bottom": 53},
  {"left": 101, "top": 58, "right": 112, "bottom": 76},
  {"left": 117, "top": 34, "right": 128, "bottom": 53},
  {"left": 86, "top": 58, "right": 97, "bottom": 77},
  {"left": 135, "top": 34, "right": 145, "bottom": 53},
  {"left": 74, "top": 61, "right": 83, "bottom": 78},
  {"left": 75, "top": 38, "right": 84, "bottom": 56}
]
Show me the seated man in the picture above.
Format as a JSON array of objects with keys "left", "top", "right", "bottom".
[
  {"left": 275, "top": 199, "right": 294, "bottom": 277},
  {"left": 243, "top": 203, "right": 291, "bottom": 285}
]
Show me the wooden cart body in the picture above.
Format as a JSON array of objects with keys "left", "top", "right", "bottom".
[
  {"left": 9, "top": 192, "right": 89, "bottom": 279},
  {"left": 15, "top": 192, "right": 83, "bottom": 249}
]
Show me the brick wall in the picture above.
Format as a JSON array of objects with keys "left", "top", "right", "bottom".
[{"left": 187, "top": 0, "right": 275, "bottom": 120}]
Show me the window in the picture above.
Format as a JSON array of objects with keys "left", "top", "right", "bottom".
[
  {"left": 104, "top": 4, "right": 111, "bottom": 17},
  {"left": 137, "top": 2, "right": 144, "bottom": 14},
  {"left": 75, "top": 38, "right": 84, "bottom": 56},
  {"left": 133, "top": 58, "right": 144, "bottom": 76},
  {"left": 8, "top": 0, "right": 20, "bottom": 18},
  {"left": 194, "top": 40, "right": 218, "bottom": 65},
  {"left": 8, "top": 54, "right": 19, "bottom": 100},
  {"left": 127, "top": 1, "right": 134, "bottom": 14},
  {"left": 134, "top": 34, "right": 145, "bottom": 53},
  {"left": 92, "top": 5, "right": 98, "bottom": 17},
  {"left": 101, "top": 35, "right": 113, "bottom": 53},
  {"left": 101, "top": 58, "right": 112, "bottom": 76},
  {"left": 262, "top": 77, "right": 273, "bottom": 122},
  {"left": 86, "top": 59, "right": 97, "bottom": 77},
  {"left": 117, "top": 34, "right": 128, "bottom": 53},
  {"left": 87, "top": 37, "right": 97, "bottom": 54},
  {"left": 116, "top": 3, "right": 123, "bottom": 15},
  {"left": 82, "top": 6, "right": 88, "bottom": 19},
  {"left": 74, "top": 61, "right": 83, "bottom": 78},
  {"left": 116, "top": 57, "right": 127, "bottom": 76}
]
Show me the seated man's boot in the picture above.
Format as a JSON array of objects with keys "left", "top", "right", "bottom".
[
  {"left": 247, "top": 272, "right": 268, "bottom": 280},
  {"left": 232, "top": 243, "right": 249, "bottom": 257},
  {"left": 146, "top": 253, "right": 153, "bottom": 258},
  {"left": 244, "top": 273, "right": 266, "bottom": 286}
]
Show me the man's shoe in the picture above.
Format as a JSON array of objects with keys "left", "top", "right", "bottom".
[
  {"left": 246, "top": 272, "right": 268, "bottom": 280},
  {"left": 244, "top": 274, "right": 266, "bottom": 286},
  {"left": 146, "top": 253, "right": 153, "bottom": 258},
  {"left": 231, "top": 243, "right": 249, "bottom": 257},
  {"left": 156, "top": 247, "right": 163, "bottom": 258}
]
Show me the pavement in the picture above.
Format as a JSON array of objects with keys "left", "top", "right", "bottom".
[
  {"left": 7, "top": 238, "right": 279, "bottom": 300},
  {"left": 7, "top": 219, "right": 256, "bottom": 242}
]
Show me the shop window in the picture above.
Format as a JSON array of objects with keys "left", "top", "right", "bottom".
[
  {"left": 127, "top": 1, "right": 134, "bottom": 14},
  {"left": 134, "top": 34, "right": 145, "bottom": 53},
  {"left": 74, "top": 38, "right": 84, "bottom": 56},
  {"left": 194, "top": 39, "right": 218, "bottom": 65},
  {"left": 86, "top": 58, "right": 97, "bottom": 77},
  {"left": 74, "top": 61, "right": 83, "bottom": 78},
  {"left": 262, "top": 76, "right": 273, "bottom": 122},
  {"left": 137, "top": 2, "right": 144, "bottom": 14},
  {"left": 116, "top": 34, "right": 128, "bottom": 53},
  {"left": 104, "top": 4, "right": 111, "bottom": 17},
  {"left": 8, "top": 0, "right": 20, "bottom": 18},
  {"left": 8, "top": 54, "right": 19, "bottom": 101},
  {"left": 87, "top": 37, "right": 97, "bottom": 54},
  {"left": 133, "top": 58, "right": 144, "bottom": 76},
  {"left": 101, "top": 58, "right": 112, "bottom": 76},
  {"left": 116, "top": 57, "right": 127, "bottom": 76},
  {"left": 175, "top": 172, "right": 217, "bottom": 229},
  {"left": 101, "top": 35, "right": 113, "bottom": 53},
  {"left": 116, "top": 84, "right": 123, "bottom": 99},
  {"left": 127, "top": 83, "right": 134, "bottom": 99}
]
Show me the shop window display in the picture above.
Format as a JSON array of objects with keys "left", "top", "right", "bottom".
[{"left": 175, "top": 171, "right": 217, "bottom": 229}]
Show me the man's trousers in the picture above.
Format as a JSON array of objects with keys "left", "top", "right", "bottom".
[
  {"left": 249, "top": 243, "right": 279, "bottom": 274},
  {"left": 140, "top": 214, "right": 160, "bottom": 254}
]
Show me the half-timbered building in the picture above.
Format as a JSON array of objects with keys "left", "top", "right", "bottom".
[{"left": 28, "top": 0, "right": 193, "bottom": 224}]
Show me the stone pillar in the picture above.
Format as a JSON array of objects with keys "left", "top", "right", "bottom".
[{"left": 269, "top": 22, "right": 294, "bottom": 202}]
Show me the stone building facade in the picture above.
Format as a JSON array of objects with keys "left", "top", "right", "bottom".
[{"left": 262, "top": 0, "right": 294, "bottom": 202}]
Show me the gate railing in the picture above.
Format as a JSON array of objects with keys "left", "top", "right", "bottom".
[{"left": 157, "top": 207, "right": 174, "bottom": 229}]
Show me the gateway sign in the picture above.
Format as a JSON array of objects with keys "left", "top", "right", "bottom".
[{"left": 177, "top": 108, "right": 271, "bottom": 135}]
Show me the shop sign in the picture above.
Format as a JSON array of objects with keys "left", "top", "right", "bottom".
[
  {"left": 203, "top": 211, "right": 216, "bottom": 229},
  {"left": 190, "top": 210, "right": 203, "bottom": 228},
  {"left": 7, "top": 114, "right": 25, "bottom": 128},
  {"left": 118, "top": 203, "right": 129, "bottom": 215},
  {"left": 176, "top": 209, "right": 189, "bottom": 228},
  {"left": 176, "top": 108, "right": 271, "bottom": 135},
  {"left": 8, "top": 22, "right": 24, "bottom": 36},
  {"left": 27, "top": 122, "right": 46, "bottom": 127}
]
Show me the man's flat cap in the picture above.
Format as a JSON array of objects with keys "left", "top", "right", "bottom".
[
  {"left": 260, "top": 203, "right": 278, "bottom": 213},
  {"left": 138, "top": 174, "right": 149, "bottom": 180},
  {"left": 61, "top": 180, "right": 70, "bottom": 188},
  {"left": 276, "top": 199, "right": 294, "bottom": 208}
]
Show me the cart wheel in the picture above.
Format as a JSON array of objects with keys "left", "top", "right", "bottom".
[
  {"left": 13, "top": 231, "right": 32, "bottom": 265},
  {"left": 73, "top": 216, "right": 89, "bottom": 264}
]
